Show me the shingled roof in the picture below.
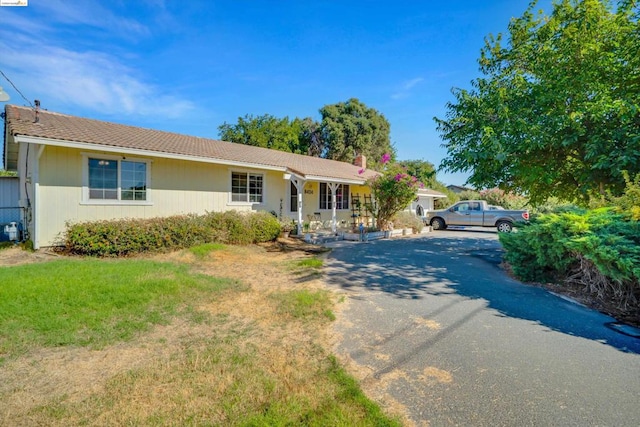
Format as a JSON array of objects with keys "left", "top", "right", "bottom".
[{"left": 4, "top": 105, "right": 379, "bottom": 183}]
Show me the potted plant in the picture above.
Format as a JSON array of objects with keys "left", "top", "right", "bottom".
[{"left": 279, "top": 219, "right": 294, "bottom": 238}]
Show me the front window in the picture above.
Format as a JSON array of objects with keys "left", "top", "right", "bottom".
[
  {"left": 319, "top": 183, "right": 349, "bottom": 210},
  {"left": 232, "top": 172, "right": 263, "bottom": 203},
  {"left": 88, "top": 157, "right": 147, "bottom": 201}
]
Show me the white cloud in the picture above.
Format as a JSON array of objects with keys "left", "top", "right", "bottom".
[
  {"left": 0, "top": 40, "right": 194, "bottom": 118},
  {"left": 391, "top": 77, "right": 424, "bottom": 100},
  {"left": 0, "top": 2, "right": 193, "bottom": 119},
  {"left": 33, "top": 0, "right": 150, "bottom": 38}
]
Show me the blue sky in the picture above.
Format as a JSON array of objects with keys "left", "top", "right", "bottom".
[{"left": 0, "top": 0, "right": 552, "bottom": 185}]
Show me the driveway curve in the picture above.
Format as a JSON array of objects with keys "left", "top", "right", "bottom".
[{"left": 325, "top": 231, "right": 640, "bottom": 426}]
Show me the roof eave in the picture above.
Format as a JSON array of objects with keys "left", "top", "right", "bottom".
[
  {"left": 303, "top": 174, "right": 368, "bottom": 185},
  {"left": 12, "top": 134, "right": 288, "bottom": 173}
]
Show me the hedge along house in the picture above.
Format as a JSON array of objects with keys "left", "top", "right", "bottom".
[{"left": 3, "top": 104, "right": 381, "bottom": 249}]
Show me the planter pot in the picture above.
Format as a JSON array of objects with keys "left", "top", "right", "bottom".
[{"left": 281, "top": 231, "right": 290, "bottom": 238}]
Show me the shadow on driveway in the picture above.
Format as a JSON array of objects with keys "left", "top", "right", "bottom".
[{"left": 324, "top": 235, "right": 640, "bottom": 354}]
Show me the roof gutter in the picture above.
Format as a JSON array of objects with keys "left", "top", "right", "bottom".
[{"left": 12, "top": 135, "right": 288, "bottom": 173}]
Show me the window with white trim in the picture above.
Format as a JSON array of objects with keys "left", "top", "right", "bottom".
[
  {"left": 319, "top": 183, "right": 349, "bottom": 210},
  {"left": 231, "top": 171, "right": 263, "bottom": 203},
  {"left": 87, "top": 157, "right": 148, "bottom": 202}
]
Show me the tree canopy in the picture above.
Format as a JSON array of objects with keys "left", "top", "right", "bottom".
[
  {"left": 435, "top": 0, "right": 640, "bottom": 205},
  {"left": 320, "top": 98, "right": 395, "bottom": 167},
  {"left": 397, "top": 159, "right": 437, "bottom": 188},
  {"left": 218, "top": 114, "right": 305, "bottom": 154},
  {"left": 218, "top": 98, "right": 396, "bottom": 170}
]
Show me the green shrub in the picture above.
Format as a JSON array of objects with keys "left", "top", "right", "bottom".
[
  {"left": 391, "top": 211, "right": 424, "bottom": 233},
  {"left": 248, "top": 211, "right": 282, "bottom": 242},
  {"left": 609, "top": 172, "right": 640, "bottom": 221},
  {"left": 500, "top": 208, "right": 640, "bottom": 306},
  {"left": 64, "top": 210, "right": 280, "bottom": 256},
  {"left": 220, "top": 210, "right": 253, "bottom": 245},
  {"left": 499, "top": 211, "right": 577, "bottom": 282}
]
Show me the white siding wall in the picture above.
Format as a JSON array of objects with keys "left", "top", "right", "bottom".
[
  {"left": 35, "top": 146, "right": 288, "bottom": 246},
  {"left": 23, "top": 144, "right": 375, "bottom": 246}
]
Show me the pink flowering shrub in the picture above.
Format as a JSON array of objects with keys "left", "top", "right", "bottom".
[{"left": 367, "top": 154, "right": 423, "bottom": 230}]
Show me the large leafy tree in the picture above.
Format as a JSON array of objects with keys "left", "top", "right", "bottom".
[
  {"left": 397, "top": 159, "right": 438, "bottom": 188},
  {"left": 320, "top": 98, "right": 395, "bottom": 168},
  {"left": 219, "top": 99, "right": 396, "bottom": 170},
  {"left": 397, "top": 159, "right": 459, "bottom": 206},
  {"left": 435, "top": 0, "right": 640, "bottom": 205},
  {"left": 218, "top": 114, "right": 305, "bottom": 153},
  {"left": 297, "top": 117, "right": 326, "bottom": 157}
]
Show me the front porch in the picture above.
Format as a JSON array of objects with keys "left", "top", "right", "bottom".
[
  {"left": 291, "top": 224, "right": 433, "bottom": 245},
  {"left": 284, "top": 173, "right": 374, "bottom": 235}
]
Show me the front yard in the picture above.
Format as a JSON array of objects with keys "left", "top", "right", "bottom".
[{"left": 0, "top": 243, "right": 402, "bottom": 426}]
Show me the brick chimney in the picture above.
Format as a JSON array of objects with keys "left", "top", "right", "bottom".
[{"left": 354, "top": 153, "right": 366, "bottom": 170}]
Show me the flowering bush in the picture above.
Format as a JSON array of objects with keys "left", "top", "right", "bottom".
[{"left": 367, "top": 154, "right": 423, "bottom": 230}]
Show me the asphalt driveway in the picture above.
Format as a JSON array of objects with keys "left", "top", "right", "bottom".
[{"left": 324, "top": 230, "right": 640, "bottom": 426}]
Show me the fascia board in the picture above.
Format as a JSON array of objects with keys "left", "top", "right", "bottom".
[
  {"left": 13, "top": 135, "right": 287, "bottom": 172},
  {"left": 304, "top": 175, "right": 368, "bottom": 185}
]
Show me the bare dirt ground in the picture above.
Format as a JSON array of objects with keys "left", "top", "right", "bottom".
[{"left": 0, "top": 241, "right": 413, "bottom": 426}]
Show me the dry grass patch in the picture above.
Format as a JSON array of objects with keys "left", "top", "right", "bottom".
[{"left": 0, "top": 242, "right": 399, "bottom": 426}]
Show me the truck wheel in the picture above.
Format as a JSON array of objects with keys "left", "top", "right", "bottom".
[
  {"left": 431, "top": 218, "right": 446, "bottom": 230},
  {"left": 496, "top": 221, "right": 513, "bottom": 233}
]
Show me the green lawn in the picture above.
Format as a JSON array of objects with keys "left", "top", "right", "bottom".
[
  {"left": 0, "top": 255, "right": 401, "bottom": 426},
  {"left": 0, "top": 259, "right": 239, "bottom": 358}
]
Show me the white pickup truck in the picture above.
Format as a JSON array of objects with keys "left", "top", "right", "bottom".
[{"left": 424, "top": 200, "right": 529, "bottom": 232}]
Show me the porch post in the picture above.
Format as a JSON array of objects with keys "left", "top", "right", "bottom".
[
  {"left": 291, "top": 177, "right": 305, "bottom": 235},
  {"left": 328, "top": 182, "right": 339, "bottom": 234}
]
